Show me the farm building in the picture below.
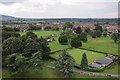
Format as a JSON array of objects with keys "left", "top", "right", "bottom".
[
  {"left": 89, "top": 63, "right": 102, "bottom": 68},
  {"left": 96, "top": 57, "right": 113, "bottom": 67}
]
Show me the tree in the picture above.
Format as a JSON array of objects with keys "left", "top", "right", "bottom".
[
  {"left": 26, "top": 31, "right": 38, "bottom": 39},
  {"left": 44, "top": 26, "right": 51, "bottom": 30},
  {"left": 111, "top": 32, "right": 120, "bottom": 43},
  {"left": 84, "top": 27, "right": 90, "bottom": 33},
  {"left": 3, "top": 37, "right": 23, "bottom": 55},
  {"left": 71, "top": 35, "right": 82, "bottom": 48},
  {"left": 95, "top": 26, "right": 103, "bottom": 32},
  {"left": 74, "top": 27, "right": 82, "bottom": 34},
  {"left": 23, "top": 38, "right": 40, "bottom": 57},
  {"left": 80, "top": 53, "right": 88, "bottom": 69},
  {"left": 58, "top": 35, "right": 68, "bottom": 45},
  {"left": 29, "top": 51, "right": 43, "bottom": 71},
  {"left": 38, "top": 37, "right": 51, "bottom": 60},
  {"left": 64, "top": 28, "right": 75, "bottom": 38},
  {"left": 103, "top": 31, "right": 107, "bottom": 37},
  {"left": 51, "top": 26, "right": 59, "bottom": 31},
  {"left": 54, "top": 50, "right": 75, "bottom": 77},
  {"left": 3, "top": 27, "right": 14, "bottom": 31},
  {"left": 96, "top": 30, "right": 102, "bottom": 37},
  {"left": 13, "top": 28, "right": 20, "bottom": 32},
  {"left": 91, "top": 31, "right": 97, "bottom": 38},
  {"left": 63, "top": 22, "right": 73, "bottom": 30},
  {"left": 78, "top": 32, "right": 88, "bottom": 42},
  {"left": 2, "top": 31, "right": 20, "bottom": 42},
  {"left": 5, "top": 53, "right": 28, "bottom": 77}
]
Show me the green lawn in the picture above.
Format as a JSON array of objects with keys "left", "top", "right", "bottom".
[
  {"left": 49, "top": 37, "right": 71, "bottom": 52},
  {"left": 81, "top": 36, "right": 118, "bottom": 55},
  {"left": 50, "top": 48, "right": 106, "bottom": 66},
  {"left": 19, "top": 30, "right": 62, "bottom": 37}
]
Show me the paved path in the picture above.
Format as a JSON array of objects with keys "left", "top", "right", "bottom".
[{"left": 44, "top": 65, "right": 120, "bottom": 77}]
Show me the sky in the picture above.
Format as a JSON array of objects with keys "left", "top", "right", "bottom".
[{"left": 0, "top": 0, "right": 119, "bottom": 18}]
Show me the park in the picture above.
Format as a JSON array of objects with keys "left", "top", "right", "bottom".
[{"left": 2, "top": 21, "right": 119, "bottom": 78}]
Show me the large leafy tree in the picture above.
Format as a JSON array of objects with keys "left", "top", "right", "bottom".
[
  {"left": 64, "top": 28, "right": 75, "bottom": 38},
  {"left": 26, "top": 31, "right": 38, "bottom": 39},
  {"left": 80, "top": 53, "right": 88, "bottom": 69},
  {"left": 95, "top": 25, "right": 103, "bottom": 32},
  {"left": 71, "top": 35, "right": 82, "bottom": 48},
  {"left": 58, "top": 35, "right": 68, "bottom": 45},
  {"left": 96, "top": 30, "right": 102, "bottom": 37},
  {"left": 84, "top": 27, "right": 90, "bottom": 33},
  {"left": 2, "top": 31, "right": 20, "bottom": 42},
  {"left": 78, "top": 32, "right": 88, "bottom": 42},
  {"left": 111, "top": 32, "right": 120, "bottom": 43},
  {"left": 5, "top": 53, "right": 28, "bottom": 77},
  {"left": 23, "top": 38, "right": 40, "bottom": 57},
  {"left": 38, "top": 37, "right": 51, "bottom": 60},
  {"left": 74, "top": 27, "right": 82, "bottom": 34},
  {"left": 55, "top": 50, "right": 75, "bottom": 77},
  {"left": 91, "top": 31, "right": 97, "bottom": 38},
  {"left": 29, "top": 51, "right": 43, "bottom": 71},
  {"left": 3, "top": 37, "right": 23, "bottom": 55}
]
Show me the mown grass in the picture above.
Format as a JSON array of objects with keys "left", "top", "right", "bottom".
[
  {"left": 19, "top": 30, "right": 62, "bottom": 38},
  {"left": 50, "top": 48, "right": 105, "bottom": 66},
  {"left": 81, "top": 36, "right": 118, "bottom": 55}
]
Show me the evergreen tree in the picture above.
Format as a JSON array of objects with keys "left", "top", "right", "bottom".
[
  {"left": 80, "top": 53, "right": 88, "bottom": 69},
  {"left": 55, "top": 50, "right": 75, "bottom": 77}
]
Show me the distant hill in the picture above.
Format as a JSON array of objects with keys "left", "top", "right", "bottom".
[
  {"left": 0, "top": 14, "right": 118, "bottom": 22},
  {"left": 0, "top": 15, "right": 26, "bottom": 21}
]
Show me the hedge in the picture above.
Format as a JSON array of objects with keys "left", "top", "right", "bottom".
[{"left": 86, "top": 66, "right": 105, "bottom": 72}]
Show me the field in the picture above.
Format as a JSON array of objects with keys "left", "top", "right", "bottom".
[
  {"left": 82, "top": 37, "right": 118, "bottom": 55},
  {"left": 50, "top": 48, "right": 106, "bottom": 66}
]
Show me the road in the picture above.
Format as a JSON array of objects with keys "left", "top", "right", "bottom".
[{"left": 44, "top": 65, "right": 120, "bottom": 77}]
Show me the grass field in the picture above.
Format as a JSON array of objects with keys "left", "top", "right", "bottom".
[
  {"left": 19, "top": 30, "right": 62, "bottom": 37},
  {"left": 50, "top": 48, "right": 106, "bottom": 66},
  {"left": 82, "top": 37, "right": 118, "bottom": 55},
  {"left": 49, "top": 37, "right": 71, "bottom": 52}
]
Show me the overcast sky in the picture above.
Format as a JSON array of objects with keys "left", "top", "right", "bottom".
[{"left": 0, "top": 0, "right": 119, "bottom": 18}]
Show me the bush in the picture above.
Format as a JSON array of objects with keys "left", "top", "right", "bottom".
[{"left": 86, "top": 66, "right": 105, "bottom": 72}]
